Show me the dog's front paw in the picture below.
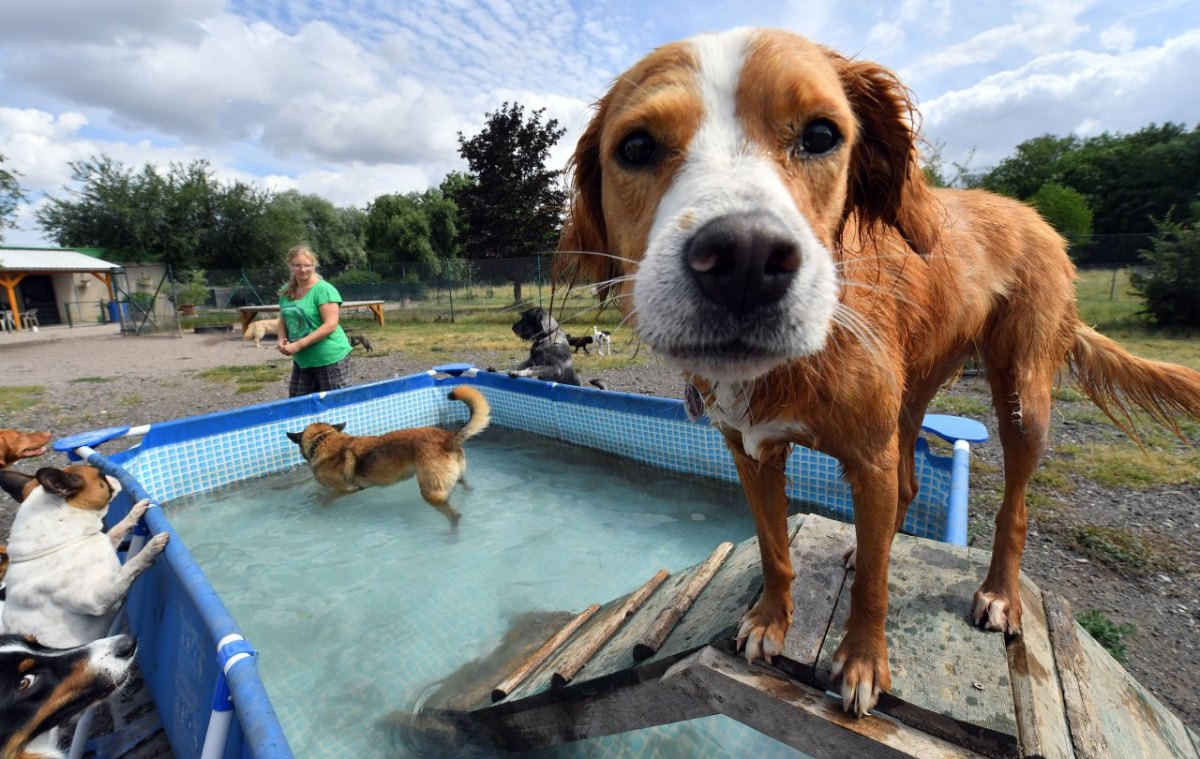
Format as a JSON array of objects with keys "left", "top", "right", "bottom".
[
  {"left": 128, "top": 498, "right": 152, "bottom": 521},
  {"left": 830, "top": 631, "right": 891, "bottom": 717},
  {"left": 735, "top": 599, "right": 790, "bottom": 664},
  {"left": 143, "top": 532, "right": 171, "bottom": 556},
  {"left": 972, "top": 587, "right": 1022, "bottom": 634}
]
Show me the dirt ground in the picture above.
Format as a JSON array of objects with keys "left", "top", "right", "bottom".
[{"left": 1, "top": 323, "right": 1196, "bottom": 735}]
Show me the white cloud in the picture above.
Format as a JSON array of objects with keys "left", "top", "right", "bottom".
[
  {"left": 1100, "top": 22, "right": 1136, "bottom": 53},
  {"left": 922, "top": 28, "right": 1200, "bottom": 169}
]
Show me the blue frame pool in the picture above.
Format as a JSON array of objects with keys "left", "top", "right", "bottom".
[{"left": 61, "top": 365, "right": 985, "bottom": 757}]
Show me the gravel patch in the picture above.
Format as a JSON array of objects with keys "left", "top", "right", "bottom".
[{"left": 2, "top": 325, "right": 1196, "bottom": 732}]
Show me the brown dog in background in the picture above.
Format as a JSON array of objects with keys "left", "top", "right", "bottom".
[
  {"left": 243, "top": 317, "right": 281, "bottom": 348},
  {"left": 286, "top": 386, "right": 490, "bottom": 526},
  {"left": 0, "top": 429, "right": 51, "bottom": 469},
  {"left": 561, "top": 27, "right": 1200, "bottom": 715}
]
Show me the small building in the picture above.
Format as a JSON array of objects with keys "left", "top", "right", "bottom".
[{"left": 0, "top": 247, "right": 168, "bottom": 327}]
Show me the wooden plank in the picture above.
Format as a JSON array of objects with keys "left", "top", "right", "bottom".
[
  {"left": 779, "top": 514, "right": 854, "bottom": 682},
  {"left": 492, "top": 603, "right": 600, "bottom": 702},
  {"left": 662, "top": 646, "right": 989, "bottom": 759},
  {"left": 634, "top": 541, "right": 734, "bottom": 660},
  {"left": 1072, "top": 610, "right": 1199, "bottom": 759},
  {"left": 553, "top": 569, "right": 670, "bottom": 686},
  {"left": 1042, "top": 592, "right": 1110, "bottom": 759},
  {"left": 817, "top": 531, "right": 1017, "bottom": 758},
  {"left": 646, "top": 514, "right": 805, "bottom": 666},
  {"left": 1006, "top": 573, "right": 1074, "bottom": 758}
]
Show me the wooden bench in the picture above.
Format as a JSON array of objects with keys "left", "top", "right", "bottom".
[{"left": 238, "top": 300, "right": 385, "bottom": 332}]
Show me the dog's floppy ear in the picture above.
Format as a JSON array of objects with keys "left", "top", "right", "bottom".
[
  {"left": 35, "top": 467, "right": 86, "bottom": 499},
  {"left": 558, "top": 95, "right": 619, "bottom": 298},
  {"left": 332, "top": 422, "right": 347, "bottom": 432},
  {"left": 286, "top": 431, "right": 304, "bottom": 445},
  {"left": 833, "top": 52, "right": 941, "bottom": 258},
  {"left": 0, "top": 469, "right": 34, "bottom": 503}
]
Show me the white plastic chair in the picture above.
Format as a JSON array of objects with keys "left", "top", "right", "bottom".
[
  {"left": 0, "top": 310, "right": 13, "bottom": 333},
  {"left": 21, "top": 308, "right": 39, "bottom": 329}
]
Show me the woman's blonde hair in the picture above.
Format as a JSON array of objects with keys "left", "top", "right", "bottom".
[{"left": 281, "top": 244, "right": 321, "bottom": 299}]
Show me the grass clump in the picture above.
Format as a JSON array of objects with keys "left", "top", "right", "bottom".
[
  {"left": 1075, "top": 609, "right": 1136, "bottom": 663},
  {"left": 199, "top": 363, "right": 288, "bottom": 394},
  {"left": 68, "top": 376, "right": 114, "bottom": 384},
  {"left": 0, "top": 385, "right": 45, "bottom": 414},
  {"left": 1068, "top": 524, "right": 1155, "bottom": 572}
]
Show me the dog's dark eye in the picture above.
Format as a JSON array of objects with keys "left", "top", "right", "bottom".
[
  {"left": 797, "top": 119, "right": 841, "bottom": 157},
  {"left": 19, "top": 673, "right": 35, "bottom": 690},
  {"left": 617, "top": 132, "right": 657, "bottom": 167}
]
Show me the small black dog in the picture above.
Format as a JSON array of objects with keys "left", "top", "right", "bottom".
[
  {"left": 502, "top": 308, "right": 606, "bottom": 389},
  {"left": 565, "top": 334, "right": 593, "bottom": 354},
  {"left": 349, "top": 335, "right": 374, "bottom": 352},
  {"left": 0, "top": 633, "right": 138, "bottom": 758}
]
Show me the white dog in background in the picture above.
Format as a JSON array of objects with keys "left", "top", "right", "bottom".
[{"left": 592, "top": 326, "right": 612, "bottom": 356}]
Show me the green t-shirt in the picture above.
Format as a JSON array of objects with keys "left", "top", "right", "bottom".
[{"left": 279, "top": 279, "right": 353, "bottom": 369}]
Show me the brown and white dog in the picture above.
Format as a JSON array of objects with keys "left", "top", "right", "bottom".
[
  {"left": 561, "top": 27, "right": 1200, "bottom": 715},
  {"left": 286, "top": 386, "right": 491, "bottom": 526},
  {"left": 0, "top": 430, "right": 51, "bottom": 469},
  {"left": 0, "top": 467, "right": 169, "bottom": 649},
  {"left": 0, "top": 633, "right": 138, "bottom": 759},
  {"left": 243, "top": 317, "right": 281, "bottom": 348}
]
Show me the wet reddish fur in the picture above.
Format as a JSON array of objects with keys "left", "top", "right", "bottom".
[{"left": 560, "top": 29, "right": 1200, "bottom": 706}]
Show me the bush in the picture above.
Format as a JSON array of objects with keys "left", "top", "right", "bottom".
[{"left": 1130, "top": 218, "right": 1200, "bottom": 326}]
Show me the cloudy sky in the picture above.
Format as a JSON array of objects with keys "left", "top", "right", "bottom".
[{"left": 2, "top": 0, "right": 1198, "bottom": 247}]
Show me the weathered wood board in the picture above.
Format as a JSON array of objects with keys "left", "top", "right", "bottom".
[
  {"left": 1073, "top": 610, "right": 1199, "bottom": 758},
  {"left": 1006, "top": 574, "right": 1074, "bottom": 758},
  {"left": 816, "top": 528, "right": 1017, "bottom": 757},
  {"left": 663, "top": 646, "right": 989, "bottom": 759},
  {"left": 779, "top": 514, "right": 853, "bottom": 681}
]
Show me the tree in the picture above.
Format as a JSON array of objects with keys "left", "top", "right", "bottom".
[
  {"left": 364, "top": 192, "right": 437, "bottom": 271},
  {"left": 0, "top": 153, "right": 25, "bottom": 241},
  {"left": 1028, "top": 183, "right": 1093, "bottom": 249},
  {"left": 455, "top": 102, "right": 566, "bottom": 302},
  {"left": 263, "top": 191, "right": 366, "bottom": 270},
  {"left": 1130, "top": 217, "right": 1200, "bottom": 326}
]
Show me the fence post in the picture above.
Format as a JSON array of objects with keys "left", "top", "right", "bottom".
[{"left": 537, "top": 254, "right": 543, "bottom": 308}]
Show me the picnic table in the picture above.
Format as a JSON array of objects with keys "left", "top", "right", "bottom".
[{"left": 238, "top": 300, "right": 385, "bottom": 332}]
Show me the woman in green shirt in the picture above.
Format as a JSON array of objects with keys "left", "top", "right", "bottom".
[{"left": 277, "top": 244, "right": 354, "bottom": 397}]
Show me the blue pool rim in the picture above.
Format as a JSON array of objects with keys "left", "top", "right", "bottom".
[{"left": 69, "top": 365, "right": 985, "bottom": 757}]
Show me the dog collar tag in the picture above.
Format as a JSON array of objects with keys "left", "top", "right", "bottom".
[{"left": 684, "top": 382, "right": 705, "bottom": 422}]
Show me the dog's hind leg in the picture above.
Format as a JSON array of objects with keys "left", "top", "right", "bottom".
[
  {"left": 974, "top": 361, "right": 1054, "bottom": 634},
  {"left": 418, "top": 472, "right": 462, "bottom": 527}
]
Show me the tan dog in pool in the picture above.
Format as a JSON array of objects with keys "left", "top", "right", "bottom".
[{"left": 286, "top": 387, "right": 490, "bottom": 526}]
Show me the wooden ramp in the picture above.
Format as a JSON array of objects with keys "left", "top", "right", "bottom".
[{"left": 432, "top": 514, "right": 1199, "bottom": 758}]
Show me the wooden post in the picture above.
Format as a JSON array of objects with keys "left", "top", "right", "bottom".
[
  {"left": 491, "top": 603, "right": 600, "bottom": 702},
  {"left": 552, "top": 569, "right": 670, "bottom": 687},
  {"left": 634, "top": 542, "right": 733, "bottom": 661},
  {"left": 0, "top": 271, "right": 26, "bottom": 328}
]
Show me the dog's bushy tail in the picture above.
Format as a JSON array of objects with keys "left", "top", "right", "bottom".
[
  {"left": 1069, "top": 324, "right": 1200, "bottom": 441},
  {"left": 447, "top": 386, "right": 491, "bottom": 449}
]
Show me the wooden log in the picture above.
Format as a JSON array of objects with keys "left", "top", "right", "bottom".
[
  {"left": 779, "top": 515, "right": 853, "bottom": 682},
  {"left": 633, "top": 542, "right": 734, "bottom": 661},
  {"left": 492, "top": 603, "right": 600, "bottom": 702},
  {"left": 552, "top": 569, "right": 670, "bottom": 687},
  {"left": 1042, "top": 591, "right": 1109, "bottom": 759}
]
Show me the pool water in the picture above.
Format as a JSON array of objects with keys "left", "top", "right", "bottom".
[{"left": 167, "top": 428, "right": 808, "bottom": 757}]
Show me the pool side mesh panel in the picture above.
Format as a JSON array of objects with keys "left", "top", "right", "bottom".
[{"left": 125, "top": 378, "right": 954, "bottom": 541}]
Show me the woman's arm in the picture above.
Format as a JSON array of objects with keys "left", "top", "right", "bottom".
[{"left": 281, "top": 301, "right": 339, "bottom": 355}]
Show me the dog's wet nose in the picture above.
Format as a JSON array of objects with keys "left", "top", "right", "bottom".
[{"left": 685, "top": 212, "right": 800, "bottom": 315}]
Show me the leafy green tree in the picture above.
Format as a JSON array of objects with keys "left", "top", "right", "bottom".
[
  {"left": 980, "top": 135, "right": 1079, "bottom": 199},
  {"left": 0, "top": 153, "right": 26, "bottom": 241},
  {"left": 364, "top": 192, "right": 437, "bottom": 270},
  {"left": 1028, "top": 183, "right": 1093, "bottom": 247},
  {"left": 455, "top": 102, "right": 566, "bottom": 301},
  {"left": 264, "top": 191, "right": 365, "bottom": 270},
  {"left": 1130, "top": 217, "right": 1200, "bottom": 326}
]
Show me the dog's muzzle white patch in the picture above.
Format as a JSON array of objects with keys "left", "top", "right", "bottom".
[{"left": 633, "top": 163, "right": 838, "bottom": 383}]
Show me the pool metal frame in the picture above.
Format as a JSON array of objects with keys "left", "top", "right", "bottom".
[{"left": 58, "top": 365, "right": 986, "bottom": 758}]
